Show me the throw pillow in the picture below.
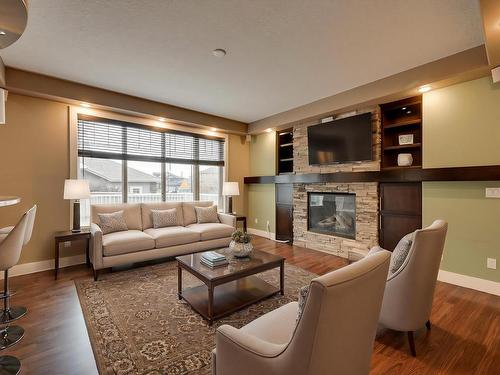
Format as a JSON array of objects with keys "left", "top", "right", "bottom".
[
  {"left": 97, "top": 210, "right": 128, "bottom": 235},
  {"left": 296, "top": 284, "right": 310, "bottom": 325},
  {"left": 151, "top": 208, "right": 178, "bottom": 229},
  {"left": 195, "top": 205, "right": 219, "bottom": 224},
  {"left": 389, "top": 231, "right": 415, "bottom": 275}
]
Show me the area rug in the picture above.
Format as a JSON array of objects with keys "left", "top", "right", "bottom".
[{"left": 75, "top": 260, "right": 315, "bottom": 375}]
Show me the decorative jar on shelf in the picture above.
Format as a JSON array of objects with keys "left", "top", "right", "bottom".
[
  {"left": 229, "top": 230, "right": 253, "bottom": 258},
  {"left": 397, "top": 153, "right": 413, "bottom": 167}
]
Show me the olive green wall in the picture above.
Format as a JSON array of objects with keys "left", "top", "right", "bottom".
[
  {"left": 248, "top": 132, "right": 276, "bottom": 233},
  {"left": 423, "top": 76, "right": 500, "bottom": 283}
]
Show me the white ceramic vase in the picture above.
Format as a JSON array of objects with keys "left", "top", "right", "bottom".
[{"left": 397, "top": 153, "right": 413, "bottom": 167}]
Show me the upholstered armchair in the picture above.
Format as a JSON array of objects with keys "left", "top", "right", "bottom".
[
  {"left": 375, "top": 220, "right": 448, "bottom": 356},
  {"left": 212, "top": 250, "right": 391, "bottom": 375}
]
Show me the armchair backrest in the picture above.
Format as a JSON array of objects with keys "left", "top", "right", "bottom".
[
  {"left": 379, "top": 220, "right": 448, "bottom": 332},
  {"left": 0, "top": 211, "right": 29, "bottom": 271},
  {"left": 285, "top": 250, "right": 391, "bottom": 375}
]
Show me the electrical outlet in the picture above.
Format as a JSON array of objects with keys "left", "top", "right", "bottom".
[
  {"left": 485, "top": 188, "right": 500, "bottom": 198},
  {"left": 254, "top": 218, "right": 258, "bottom": 224},
  {"left": 64, "top": 241, "right": 71, "bottom": 248},
  {"left": 487, "top": 258, "right": 497, "bottom": 270}
]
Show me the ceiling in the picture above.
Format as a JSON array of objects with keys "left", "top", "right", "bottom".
[{"left": 0, "top": 0, "right": 485, "bottom": 123}]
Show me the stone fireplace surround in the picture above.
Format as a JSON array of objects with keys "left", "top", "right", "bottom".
[{"left": 291, "top": 108, "right": 381, "bottom": 258}]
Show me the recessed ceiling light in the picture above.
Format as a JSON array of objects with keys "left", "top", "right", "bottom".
[
  {"left": 158, "top": 117, "right": 166, "bottom": 122},
  {"left": 401, "top": 107, "right": 407, "bottom": 111},
  {"left": 418, "top": 85, "right": 431, "bottom": 93},
  {"left": 0, "top": 31, "right": 6, "bottom": 36},
  {"left": 212, "top": 49, "right": 227, "bottom": 58},
  {"left": 406, "top": 110, "right": 412, "bottom": 114},
  {"left": 80, "top": 103, "right": 91, "bottom": 108},
  {"left": 265, "top": 128, "right": 273, "bottom": 133},
  {"left": 211, "top": 127, "right": 217, "bottom": 132}
]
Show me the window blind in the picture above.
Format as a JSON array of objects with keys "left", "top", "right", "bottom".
[{"left": 77, "top": 115, "right": 225, "bottom": 166}]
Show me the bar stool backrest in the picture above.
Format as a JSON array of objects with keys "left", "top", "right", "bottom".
[
  {"left": 23, "top": 205, "right": 37, "bottom": 246},
  {"left": 0, "top": 212, "right": 28, "bottom": 271}
]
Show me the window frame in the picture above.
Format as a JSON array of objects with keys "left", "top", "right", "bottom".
[{"left": 70, "top": 107, "right": 229, "bottom": 227}]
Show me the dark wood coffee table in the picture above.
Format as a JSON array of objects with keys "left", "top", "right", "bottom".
[{"left": 176, "top": 249, "right": 285, "bottom": 325}]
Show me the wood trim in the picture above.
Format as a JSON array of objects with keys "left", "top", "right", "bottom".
[
  {"left": 5, "top": 67, "right": 248, "bottom": 133},
  {"left": 244, "top": 165, "right": 500, "bottom": 184}
]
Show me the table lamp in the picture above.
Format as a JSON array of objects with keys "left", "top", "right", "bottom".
[
  {"left": 222, "top": 182, "right": 239, "bottom": 214},
  {"left": 64, "top": 179, "right": 90, "bottom": 232}
]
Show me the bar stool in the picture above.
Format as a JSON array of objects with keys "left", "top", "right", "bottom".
[
  {"left": 0, "top": 210, "right": 30, "bottom": 375},
  {"left": 0, "top": 205, "right": 36, "bottom": 324}
]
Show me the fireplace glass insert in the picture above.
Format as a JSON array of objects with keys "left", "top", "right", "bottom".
[{"left": 307, "top": 192, "right": 356, "bottom": 239}]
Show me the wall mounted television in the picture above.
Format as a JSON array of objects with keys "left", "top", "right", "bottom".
[{"left": 307, "top": 112, "right": 372, "bottom": 165}]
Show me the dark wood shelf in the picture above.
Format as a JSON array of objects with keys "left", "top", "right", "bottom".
[
  {"left": 280, "top": 143, "right": 293, "bottom": 147},
  {"left": 384, "top": 143, "right": 422, "bottom": 151},
  {"left": 277, "top": 127, "right": 294, "bottom": 174},
  {"left": 280, "top": 158, "right": 293, "bottom": 162},
  {"left": 243, "top": 165, "right": 500, "bottom": 184},
  {"left": 383, "top": 119, "right": 421, "bottom": 129},
  {"left": 381, "top": 165, "right": 422, "bottom": 170}
]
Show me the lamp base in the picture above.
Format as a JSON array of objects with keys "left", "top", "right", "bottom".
[
  {"left": 226, "top": 197, "right": 233, "bottom": 215},
  {"left": 72, "top": 201, "right": 81, "bottom": 232}
]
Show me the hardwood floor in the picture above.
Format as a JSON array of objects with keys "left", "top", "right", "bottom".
[{"left": 3, "top": 236, "right": 499, "bottom": 374}]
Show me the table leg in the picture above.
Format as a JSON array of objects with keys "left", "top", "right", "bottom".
[
  {"left": 208, "top": 284, "right": 214, "bottom": 325},
  {"left": 85, "top": 237, "right": 91, "bottom": 267},
  {"left": 54, "top": 240, "right": 60, "bottom": 280},
  {"left": 177, "top": 264, "right": 182, "bottom": 300},
  {"left": 280, "top": 260, "right": 285, "bottom": 295}
]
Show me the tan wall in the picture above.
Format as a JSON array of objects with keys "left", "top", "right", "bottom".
[
  {"left": 0, "top": 94, "right": 85, "bottom": 264},
  {"left": 0, "top": 93, "right": 250, "bottom": 265},
  {"left": 227, "top": 134, "right": 250, "bottom": 216}
]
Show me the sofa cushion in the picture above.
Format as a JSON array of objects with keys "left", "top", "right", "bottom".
[
  {"left": 144, "top": 226, "right": 200, "bottom": 248},
  {"left": 195, "top": 205, "right": 219, "bottom": 224},
  {"left": 182, "top": 201, "right": 213, "bottom": 226},
  {"left": 91, "top": 203, "right": 142, "bottom": 230},
  {"left": 98, "top": 210, "right": 129, "bottom": 234},
  {"left": 186, "top": 223, "right": 234, "bottom": 241},
  {"left": 152, "top": 208, "right": 179, "bottom": 229},
  {"left": 102, "top": 230, "right": 155, "bottom": 256},
  {"left": 141, "top": 202, "right": 184, "bottom": 230}
]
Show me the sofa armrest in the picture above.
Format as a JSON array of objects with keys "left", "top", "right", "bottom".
[
  {"left": 90, "top": 223, "right": 104, "bottom": 270},
  {"left": 218, "top": 213, "right": 236, "bottom": 228}
]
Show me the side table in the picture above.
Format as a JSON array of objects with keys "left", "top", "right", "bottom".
[
  {"left": 235, "top": 215, "right": 247, "bottom": 232},
  {"left": 54, "top": 230, "right": 91, "bottom": 280}
]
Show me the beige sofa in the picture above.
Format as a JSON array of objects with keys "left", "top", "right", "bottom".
[{"left": 90, "top": 201, "right": 236, "bottom": 280}]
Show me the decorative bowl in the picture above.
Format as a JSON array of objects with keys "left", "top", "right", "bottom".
[{"left": 229, "top": 240, "right": 253, "bottom": 258}]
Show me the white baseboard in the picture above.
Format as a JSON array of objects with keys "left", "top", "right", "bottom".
[
  {"left": 247, "top": 227, "right": 276, "bottom": 241},
  {"left": 438, "top": 270, "right": 500, "bottom": 296},
  {"left": 1, "top": 254, "right": 86, "bottom": 279}
]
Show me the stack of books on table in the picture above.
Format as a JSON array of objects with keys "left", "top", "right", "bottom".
[{"left": 200, "top": 251, "right": 228, "bottom": 268}]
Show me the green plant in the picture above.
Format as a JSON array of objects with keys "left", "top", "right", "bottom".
[{"left": 231, "top": 230, "right": 252, "bottom": 244}]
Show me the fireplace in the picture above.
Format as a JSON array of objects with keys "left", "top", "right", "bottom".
[{"left": 307, "top": 192, "right": 356, "bottom": 239}]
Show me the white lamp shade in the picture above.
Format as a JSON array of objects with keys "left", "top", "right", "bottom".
[
  {"left": 222, "top": 181, "right": 240, "bottom": 196},
  {"left": 64, "top": 179, "right": 91, "bottom": 200}
]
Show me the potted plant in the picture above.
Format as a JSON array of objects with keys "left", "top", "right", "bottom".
[{"left": 229, "top": 230, "right": 253, "bottom": 258}]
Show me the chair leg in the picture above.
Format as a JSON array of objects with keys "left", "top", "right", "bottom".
[
  {"left": 426, "top": 320, "right": 431, "bottom": 331},
  {"left": 407, "top": 331, "right": 416, "bottom": 357},
  {"left": 0, "top": 270, "right": 27, "bottom": 324},
  {"left": 93, "top": 268, "right": 100, "bottom": 281},
  {"left": 0, "top": 355, "right": 21, "bottom": 375}
]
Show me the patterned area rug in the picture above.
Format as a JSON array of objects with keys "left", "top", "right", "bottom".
[{"left": 75, "top": 260, "right": 315, "bottom": 375}]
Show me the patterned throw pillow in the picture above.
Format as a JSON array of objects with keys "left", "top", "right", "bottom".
[
  {"left": 389, "top": 231, "right": 415, "bottom": 275},
  {"left": 151, "top": 208, "right": 178, "bottom": 229},
  {"left": 97, "top": 211, "right": 128, "bottom": 235},
  {"left": 195, "top": 205, "right": 219, "bottom": 224},
  {"left": 296, "top": 284, "right": 310, "bottom": 325}
]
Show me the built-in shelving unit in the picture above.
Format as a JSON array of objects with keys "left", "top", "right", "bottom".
[
  {"left": 277, "top": 128, "right": 294, "bottom": 174},
  {"left": 381, "top": 96, "right": 422, "bottom": 170}
]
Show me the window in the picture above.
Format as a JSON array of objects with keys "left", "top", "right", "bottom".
[{"left": 77, "top": 115, "right": 225, "bottom": 226}]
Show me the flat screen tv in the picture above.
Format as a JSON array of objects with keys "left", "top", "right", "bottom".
[{"left": 307, "top": 112, "right": 372, "bottom": 165}]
